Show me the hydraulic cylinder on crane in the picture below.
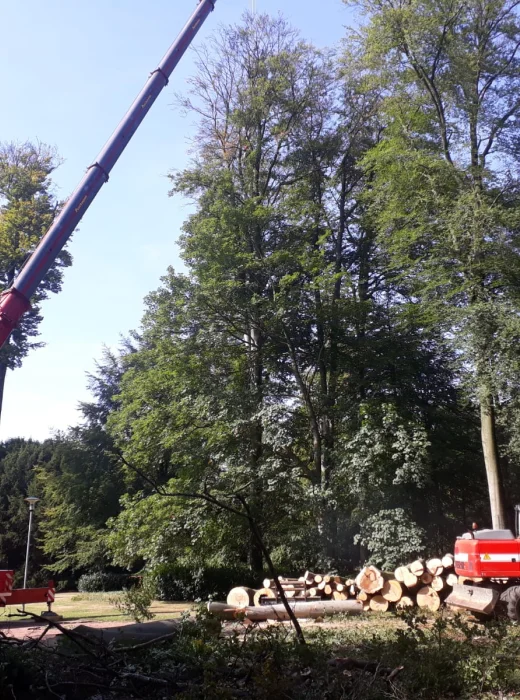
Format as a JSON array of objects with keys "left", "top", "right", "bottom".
[{"left": 0, "top": 0, "right": 217, "bottom": 348}]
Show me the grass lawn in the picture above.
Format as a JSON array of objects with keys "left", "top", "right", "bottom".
[{"left": 0, "top": 591, "right": 191, "bottom": 623}]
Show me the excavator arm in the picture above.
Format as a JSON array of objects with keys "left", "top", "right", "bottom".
[{"left": 0, "top": 0, "right": 217, "bottom": 348}]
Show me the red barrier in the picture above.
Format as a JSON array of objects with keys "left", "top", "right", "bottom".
[
  {"left": 0, "top": 570, "right": 14, "bottom": 592},
  {"left": 0, "top": 580, "right": 55, "bottom": 608}
]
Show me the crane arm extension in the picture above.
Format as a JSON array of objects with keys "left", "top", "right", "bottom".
[{"left": 0, "top": 0, "right": 216, "bottom": 348}]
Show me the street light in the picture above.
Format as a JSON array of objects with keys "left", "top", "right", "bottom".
[{"left": 23, "top": 496, "right": 40, "bottom": 605}]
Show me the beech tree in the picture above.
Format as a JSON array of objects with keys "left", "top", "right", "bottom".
[
  {"left": 345, "top": 0, "right": 520, "bottom": 528},
  {"left": 0, "top": 142, "right": 72, "bottom": 422}
]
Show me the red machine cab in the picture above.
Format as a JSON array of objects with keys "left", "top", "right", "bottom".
[{"left": 454, "top": 529, "right": 520, "bottom": 579}]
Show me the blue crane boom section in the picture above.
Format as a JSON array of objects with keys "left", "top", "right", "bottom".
[{"left": 0, "top": 0, "right": 217, "bottom": 347}]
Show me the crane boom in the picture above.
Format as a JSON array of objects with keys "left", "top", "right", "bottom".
[{"left": 0, "top": 0, "right": 217, "bottom": 349}]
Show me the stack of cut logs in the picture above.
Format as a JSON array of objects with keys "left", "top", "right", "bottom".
[
  {"left": 226, "top": 553, "right": 463, "bottom": 613},
  {"left": 357, "top": 553, "right": 458, "bottom": 612}
]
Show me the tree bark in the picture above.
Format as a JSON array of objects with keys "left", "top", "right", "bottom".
[
  {"left": 480, "top": 393, "right": 506, "bottom": 529},
  {"left": 0, "top": 361, "right": 7, "bottom": 427}
]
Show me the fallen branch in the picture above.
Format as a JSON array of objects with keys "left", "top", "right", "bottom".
[
  {"left": 328, "top": 657, "right": 404, "bottom": 680},
  {"left": 20, "top": 610, "right": 101, "bottom": 659}
]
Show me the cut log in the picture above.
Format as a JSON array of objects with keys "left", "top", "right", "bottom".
[
  {"left": 402, "top": 569, "right": 418, "bottom": 589},
  {"left": 381, "top": 579, "right": 402, "bottom": 603},
  {"left": 263, "top": 579, "right": 304, "bottom": 589},
  {"left": 442, "top": 554, "right": 454, "bottom": 569},
  {"left": 369, "top": 595, "right": 389, "bottom": 612},
  {"left": 303, "top": 571, "right": 315, "bottom": 585},
  {"left": 308, "top": 587, "right": 320, "bottom": 598},
  {"left": 396, "top": 596, "right": 414, "bottom": 610},
  {"left": 446, "top": 573, "right": 458, "bottom": 587},
  {"left": 409, "top": 560, "right": 425, "bottom": 577},
  {"left": 324, "top": 585, "right": 333, "bottom": 596},
  {"left": 314, "top": 574, "right": 323, "bottom": 584},
  {"left": 227, "top": 587, "right": 254, "bottom": 607},
  {"left": 253, "top": 588, "right": 276, "bottom": 607},
  {"left": 208, "top": 599, "right": 363, "bottom": 621},
  {"left": 332, "top": 591, "right": 347, "bottom": 601},
  {"left": 430, "top": 576, "right": 445, "bottom": 593},
  {"left": 356, "top": 590, "right": 369, "bottom": 602},
  {"left": 355, "top": 566, "right": 384, "bottom": 594},
  {"left": 362, "top": 601, "right": 371, "bottom": 612},
  {"left": 335, "top": 583, "right": 345, "bottom": 592},
  {"left": 426, "top": 558, "right": 443, "bottom": 576},
  {"left": 394, "top": 566, "right": 409, "bottom": 583},
  {"left": 420, "top": 572, "right": 433, "bottom": 585},
  {"left": 416, "top": 586, "right": 441, "bottom": 612}
]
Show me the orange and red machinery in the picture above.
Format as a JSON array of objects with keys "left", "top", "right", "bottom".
[
  {"left": 453, "top": 534, "right": 520, "bottom": 579},
  {"left": 0, "top": 570, "right": 55, "bottom": 612},
  {"left": 446, "top": 511, "right": 520, "bottom": 618}
]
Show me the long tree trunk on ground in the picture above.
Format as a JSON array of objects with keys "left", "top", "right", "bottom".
[{"left": 480, "top": 392, "right": 506, "bottom": 529}]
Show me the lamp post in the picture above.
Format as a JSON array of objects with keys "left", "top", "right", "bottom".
[{"left": 22, "top": 496, "right": 40, "bottom": 608}]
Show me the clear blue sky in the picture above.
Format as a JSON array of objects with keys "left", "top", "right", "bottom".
[{"left": 0, "top": 0, "right": 356, "bottom": 440}]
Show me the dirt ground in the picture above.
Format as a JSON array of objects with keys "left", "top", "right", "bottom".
[{"left": 0, "top": 591, "right": 191, "bottom": 640}]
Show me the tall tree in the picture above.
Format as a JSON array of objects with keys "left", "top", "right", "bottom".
[
  {"left": 104, "top": 13, "right": 474, "bottom": 573},
  {"left": 345, "top": 0, "right": 520, "bottom": 528},
  {"left": 0, "top": 439, "right": 52, "bottom": 582},
  {"left": 0, "top": 142, "right": 72, "bottom": 422}
]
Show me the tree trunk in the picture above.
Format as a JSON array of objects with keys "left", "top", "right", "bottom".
[
  {"left": 480, "top": 393, "right": 506, "bottom": 529},
  {"left": 209, "top": 599, "right": 363, "bottom": 620},
  {"left": 0, "top": 361, "right": 7, "bottom": 427}
]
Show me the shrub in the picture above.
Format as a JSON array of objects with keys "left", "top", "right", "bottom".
[
  {"left": 110, "top": 577, "right": 156, "bottom": 623},
  {"left": 151, "top": 563, "right": 257, "bottom": 601},
  {"left": 354, "top": 508, "right": 425, "bottom": 570},
  {"left": 77, "top": 571, "right": 130, "bottom": 593}
]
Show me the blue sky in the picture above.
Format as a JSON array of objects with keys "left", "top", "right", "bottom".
[{"left": 0, "top": 0, "right": 356, "bottom": 440}]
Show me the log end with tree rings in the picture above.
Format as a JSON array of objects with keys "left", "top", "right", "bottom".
[
  {"left": 381, "top": 579, "right": 402, "bottom": 602},
  {"left": 431, "top": 576, "right": 445, "bottom": 592},
  {"left": 253, "top": 588, "right": 276, "bottom": 607},
  {"left": 426, "top": 558, "right": 443, "bottom": 576},
  {"left": 226, "top": 587, "right": 255, "bottom": 607},
  {"left": 396, "top": 595, "right": 414, "bottom": 609},
  {"left": 446, "top": 573, "right": 458, "bottom": 587},
  {"left": 403, "top": 570, "right": 419, "bottom": 589},
  {"left": 394, "top": 566, "right": 408, "bottom": 582},
  {"left": 416, "top": 586, "right": 441, "bottom": 612},
  {"left": 355, "top": 565, "right": 384, "bottom": 594},
  {"left": 409, "top": 559, "right": 425, "bottom": 576},
  {"left": 442, "top": 553, "right": 454, "bottom": 569},
  {"left": 369, "top": 594, "right": 389, "bottom": 612}
]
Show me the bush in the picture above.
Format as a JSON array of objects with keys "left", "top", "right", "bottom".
[
  {"left": 110, "top": 577, "right": 156, "bottom": 623},
  {"left": 77, "top": 571, "right": 131, "bottom": 593},
  {"left": 151, "top": 563, "right": 257, "bottom": 601}
]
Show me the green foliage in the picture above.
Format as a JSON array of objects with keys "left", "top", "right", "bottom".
[
  {"left": 0, "top": 438, "right": 53, "bottom": 579},
  {"left": 6, "top": 608, "right": 520, "bottom": 698},
  {"left": 110, "top": 577, "right": 156, "bottom": 623},
  {"left": 77, "top": 571, "right": 130, "bottom": 593},
  {"left": 355, "top": 508, "right": 425, "bottom": 569},
  {"left": 35, "top": 427, "right": 125, "bottom": 575},
  {"left": 0, "top": 11, "right": 507, "bottom": 585},
  {"left": 346, "top": 0, "right": 520, "bottom": 526},
  {"left": 0, "top": 142, "right": 72, "bottom": 419},
  {"left": 151, "top": 562, "right": 257, "bottom": 602}
]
